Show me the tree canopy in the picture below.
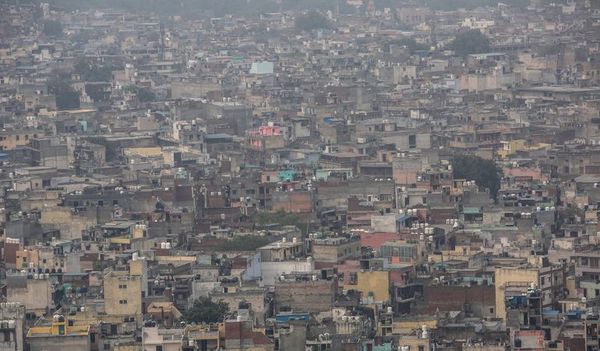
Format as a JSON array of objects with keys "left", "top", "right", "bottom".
[
  {"left": 295, "top": 11, "right": 330, "bottom": 32},
  {"left": 137, "top": 88, "right": 156, "bottom": 102},
  {"left": 74, "top": 58, "right": 115, "bottom": 82},
  {"left": 256, "top": 209, "right": 308, "bottom": 233},
  {"left": 216, "top": 235, "right": 272, "bottom": 251},
  {"left": 183, "top": 297, "right": 228, "bottom": 324},
  {"left": 42, "top": 20, "right": 63, "bottom": 37},
  {"left": 124, "top": 86, "right": 156, "bottom": 102},
  {"left": 388, "top": 38, "right": 429, "bottom": 54},
  {"left": 451, "top": 155, "right": 502, "bottom": 201},
  {"left": 48, "top": 74, "right": 80, "bottom": 110},
  {"left": 450, "top": 30, "right": 491, "bottom": 56}
]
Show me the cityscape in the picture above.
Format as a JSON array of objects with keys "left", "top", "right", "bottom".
[{"left": 1, "top": 0, "right": 600, "bottom": 350}]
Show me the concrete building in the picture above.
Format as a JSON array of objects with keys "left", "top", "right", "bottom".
[
  {"left": 6, "top": 273, "right": 53, "bottom": 316},
  {"left": 257, "top": 239, "right": 304, "bottom": 262},
  {"left": 26, "top": 316, "right": 91, "bottom": 351},
  {"left": 495, "top": 264, "right": 566, "bottom": 322},
  {"left": 103, "top": 271, "right": 143, "bottom": 323},
  {"left": 352, "top": 271, "right": 391, "bottom": 303},
  {"left": 0, "top": 303, "right": 25, "bottom": 351},
  {"left": 310, "top": 236, "right": 361, "bottom": 264},
  {"left": 274, "top": 277, "right": 337, "bottom": 313},
  {"left": 143, "top": 326, "right": 184, "bottom": 351}
]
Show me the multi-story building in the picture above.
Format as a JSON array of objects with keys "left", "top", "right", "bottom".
[
  {"left": 103, "top": 271, "right": 143, "bottom": 324},
  {"left": 0, "top": 302, "right": 25, "bottom": 351},
  {"left": 309, "top": 236, "right": 361, "bottom": 265},
  {"left": 495, "top": 263, "right": 566, "bottom": 323}
]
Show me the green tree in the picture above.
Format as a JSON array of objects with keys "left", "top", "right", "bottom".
[
  {"left": 123, "top": 86, "right": 156, "bottom": 102},
  {"left": 84, "top": 84, "right": 110, "bottom": 103},
  {"left": 295, "top": 11, "right": 330, "bottom": 32},
  {"left": 55, "top": 91, "right": 80, "bottom": 110},
  {"left": 184, "top": 297, "right": 228, "bottom": 324},
  {"left": 450, "top": 29, "right": 490, "bottom": 56},
  {"left": 217, "top": 235, "right": 272, "bottom": 251},
  {"left": 136, "top": 87, "right": 156, "bottom": 102},
  {"left": 451, "top": 155, "right": 502, "bottom": 201},
  {"left": 48, "top": 75, "right": 80, "bottom": 110},
  {"left": 74, "top": 58, "right": 115, "bottom": 82},
  {"left": 388, "top": 38, "right": 429, "bottom": 54},
  {"left": 256, "top": 209, "right": 308, "bottom": 233},
  {"left": 42, "top": 20, "right": 63, "bottom": 37},
  {"left": 71, "top": 30, "right": 93, "bottom": 44}
]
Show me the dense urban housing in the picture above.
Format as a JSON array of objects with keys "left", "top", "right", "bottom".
[{"left": 1, "top": 0, "right": 600, "bottom": 350}]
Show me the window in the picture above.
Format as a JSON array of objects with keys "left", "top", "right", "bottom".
[
  {"left": 2, "top": 331, "right": 11, "bottom": 342},
  {"left": 68, "top": 320, "right": 74, "bottom": 326},
  {"left": 408, "top": 134, "right": 417, "bottom": 148},
  {"left": 119, "top": 300, "right": 128, "bottom": 304},
  {"left": 118, "top": 284, "right": 127, "bottom": 289},
  {"left": 156, "top": 346, "right": 163, "bottom": 351}
]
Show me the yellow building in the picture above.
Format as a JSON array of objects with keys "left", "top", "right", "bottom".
[
  {"left": 103, "top": 271, "right": 143, "bottom": 322},
  {"left": 495, "top": 265, "right": 566, "bottom": 323},
  {"left": 354, "top": 271, "right": 391, "bottom": 303},
  {"left": 495, "top": 267, "right": 538, "bottom": 322},
  {"left": 392, "top": 318, "right": 437, "bottom": 335},
  {"left": 497, "top": 140, "right": 550, "bottom": 159},
  {"left": 132, "top": 224, "right": 148, "bottom": 239},
  {"left": 27, "top": 316, "right": 91, "bottom": 351},
  {"left": 123, "top": 147, "right": 163, "bottom": 158},
  {"left": 0, "top": 129, "right": 40, "bottom": 151}
]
